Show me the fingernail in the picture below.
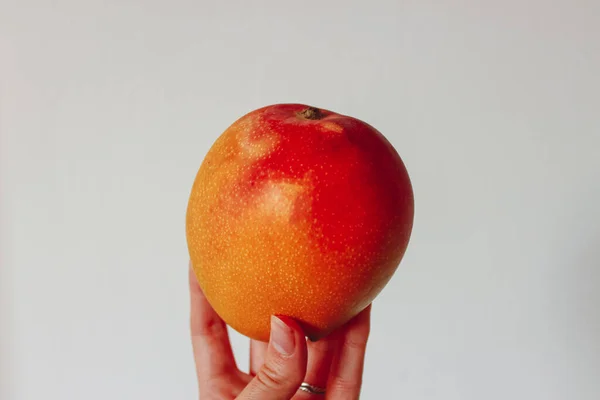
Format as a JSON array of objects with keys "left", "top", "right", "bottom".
[{"left": 270, "top": 316, "right": 295, "bottom": 356}]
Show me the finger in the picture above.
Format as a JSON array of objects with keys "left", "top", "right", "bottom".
[
  {"left": 238, "top": 316, "right": 308, "bottom": 400},
  {"left": 326, "top": 305, "right": 372, "bottom": 399},
  {"left": 296, "top": 336, "right": 337, "bottom": 397},
  {"left": 189, "top": 262, "right": 237, "bottom": 387},
  {"left": 250, "top": 339, "right": 268, "bottom": 376}
]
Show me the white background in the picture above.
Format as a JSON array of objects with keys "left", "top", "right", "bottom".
[{"left": 1, "top": 1, "right": 599, "bottom": 399}]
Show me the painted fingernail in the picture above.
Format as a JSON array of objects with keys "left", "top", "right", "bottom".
[{"left": 270, "top": 316, "right": 295, "bottom": 356}]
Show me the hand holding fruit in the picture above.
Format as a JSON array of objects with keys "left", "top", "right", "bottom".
[
  {"left": 186, "top": 103, "right": 413, "bottom": 398},
  {"left": 189, "top": 262, "right": 372, "bottom": 399}
]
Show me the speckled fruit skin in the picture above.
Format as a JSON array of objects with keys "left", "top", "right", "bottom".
[{"left": 186, "top": 104, "right": 414, "bottom": 342}]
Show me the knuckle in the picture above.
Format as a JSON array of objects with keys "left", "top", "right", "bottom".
[
  {"left": 196, "top": 317, "right": 226, "bottom": 338},
  {"left": 199, "top": 378, "right": 228, "bottom": 400},
  {"left": 342, "top": 334, "right": 369, "bottom": 351},
  {"left": 329, "top": 376, "right": 362, "bottom": 397},
  {"left": 256, "top": 361, "right": 286, "bottom": 389}
]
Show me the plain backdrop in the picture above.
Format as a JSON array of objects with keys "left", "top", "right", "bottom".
[{"left": 1, "top": 1, "right": 599, "bottom": 399}]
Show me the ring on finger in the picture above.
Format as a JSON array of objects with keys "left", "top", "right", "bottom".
[{"left": 298, "top": 382, "right": 326, "bottom": 395}]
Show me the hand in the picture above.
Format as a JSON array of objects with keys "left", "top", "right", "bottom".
[{"left": 189, "top": 263, "right": 372, "bottom": 399}]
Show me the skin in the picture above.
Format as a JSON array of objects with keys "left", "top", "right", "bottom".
[
  {"left": 189, "top": 262, "right": 372, "bottom": 399},
  {"left": 187, "top": 104, "right": 414, "bottom": 342}
]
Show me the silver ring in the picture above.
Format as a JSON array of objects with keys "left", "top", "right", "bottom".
[{"left": 299, "top": 382, "right": 326, "bottom": 395}]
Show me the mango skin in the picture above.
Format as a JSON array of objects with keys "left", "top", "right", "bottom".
[{"left": 186, "top": 104, "right": 414, "bottom": 342}]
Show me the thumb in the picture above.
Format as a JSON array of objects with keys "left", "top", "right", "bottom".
[{"left": 238, "top": 316, "right": 308, "bottom": 400}]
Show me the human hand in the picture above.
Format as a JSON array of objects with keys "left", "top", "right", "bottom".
[{"left": 189, "top": 263, "right": 372, "bottom": 399}]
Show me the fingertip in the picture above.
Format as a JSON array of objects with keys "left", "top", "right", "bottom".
[
  {"left": 360, "top": 303, "right": 372, "bottom": 317},
  {"left": 270, "top": 315, "right": 307, "bottom": 358},
  {"left": 360, "top": 303, "right": 372, "bottom": 321},
  {"left": 273, "top": 315, "right": 305, "bottom": 336},
  {"left": 347, "top": 304, "right": 372, "bottom": 328},
  {"left": 188, "top": 261, "right": 202, "bottom": 294}
]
